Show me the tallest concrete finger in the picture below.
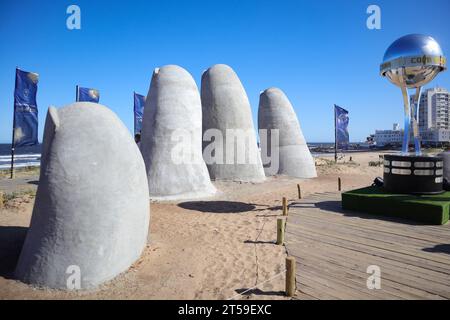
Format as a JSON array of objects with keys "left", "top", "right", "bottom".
[
  {"left": 201, "top": 64, "right": 265, "bottom": 182},
  {"left": 140, "top": 65, "right": 216, "bottom": 200}
]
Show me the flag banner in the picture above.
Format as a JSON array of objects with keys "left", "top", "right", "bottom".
[
  {"left": 335, "top": 104, "right": 349, "bottom": 149},
  {"left": 134, "top": 92, "right": 146, "bottom": 135},
  {"left": 13, "top": 69, "right": 39, "bottom": 147},
  {"left": 77, "top": 86, "right": 100, "bottom": 103}
]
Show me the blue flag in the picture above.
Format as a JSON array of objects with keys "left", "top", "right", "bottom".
[
  {"left": 134, "top": 92, "right": 146, "bottom": 135},
  {"left": 335, "top": 105, "right": 349, "bottom": 149},
  {"left": 13, "top": 69, "right": 39, "bottom": 147},
  {"left": 77, "top": 86, "right": 100, "bottom": 103}
]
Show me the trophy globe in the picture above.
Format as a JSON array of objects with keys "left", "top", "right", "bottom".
[{"left": 380, "top": 34, "right": 447, "bottom": 194}]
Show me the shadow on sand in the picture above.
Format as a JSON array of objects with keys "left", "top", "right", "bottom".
[
  {"left": 244, "top": 239, "right": 276, "bottom": 245},
  {"left": 234, "top": 287, "right": 286, "bottom": 297},
  {"left": 178, "top": 201, "right": 256, "bottom": 213},
  {"left": 178, "top": 201, "right": 285, "bottom": 215},
  {"left": 0, "top": 226, "right": 27, "bottom": 279}
]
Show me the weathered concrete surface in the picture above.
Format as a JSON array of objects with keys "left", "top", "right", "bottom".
[
  {"left": 258, "top": 87, "right": 317, "bottom": 178},
  {"left": 201, "top": 64, "right": 265, "bottom": 182},
  {"left": 141, "top": 65, "right": 216, "bottom": 200},
  {"left": 15, "top": 103, "right": 150, "bottom": 289}
]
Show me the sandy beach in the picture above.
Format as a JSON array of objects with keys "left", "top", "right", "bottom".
[{"left": 0, "top": 151, "right": 386, "bottom": 299}]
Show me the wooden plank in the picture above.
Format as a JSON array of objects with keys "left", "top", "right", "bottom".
[
  {"left": 290, "top": 200, "right": 450, "bottom": 232},
  {"left": 295, "top": 270, "right": 355, "bottom": 300},
  {"left": 288, "top": 212, "right": 442, "bottom": 249},
  {"left": 287, "top": 234, "right": 450, "bottom": 287},
  {"left": 292, "top": 290, "right": 319, "bottom": 300},
  {"left": 294, "top": 259, "right": 425, "bottom": 300},
  {"left": 285, "top": 191, "right": 450, "bottom": 300},
  {"left": 287, "top": 222, "right": 450, "bottom": 269},
  {"left": 294, "top": 282, "right": 339, "bottom": 300},
  {"left": 288, "top": 206, "right": 450, "bottom": 245},
  {"left": 294, "top": 259, "right": 400, "bottom": 300},
  {"left": 287, "top": 215, "right": 450, "bottom": 264},
  {"left": 288, "top": 243, "right": 449, "bottom": 299},
  {"left": 291, "top": 195, "right": 450, "bottom": 233},
  {"left": 287, "top": 226, "right": 450, "bottom": 275},
  {"left": 288, "top": 210, "right": 450, "bottom": 247}
]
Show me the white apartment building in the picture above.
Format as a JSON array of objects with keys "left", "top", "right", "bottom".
[
  {"left": 420, "top": 128, "right": 450, "bottom": 144},
  {"left": 416, "top": 87, "right": 450, "bottom": 130},
  {"left": 415, "top": 87, "right": 450, "bottom": 143}
]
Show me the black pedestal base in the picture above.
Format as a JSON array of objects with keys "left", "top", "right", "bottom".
[{"left": 383, "top": 154, "right": 444, "bottom": 195}]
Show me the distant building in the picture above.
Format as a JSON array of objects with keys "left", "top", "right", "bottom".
[
  {"left": 413, "top": 87, "right": 450, "bottom": 145},
  {"left": 420, "top": 128, "right": 450, "bottom": 145},
  {"left": 415, "top": 87, "right": 450, "bottom": 131},
  {"left": 373, "top": 87, "right": 450, "bottom": 146},
  {"left": 374, "top": 123, "right": 404, "bottom": 146}
]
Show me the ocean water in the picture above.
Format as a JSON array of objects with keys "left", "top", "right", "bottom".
[
  {"left": 0, "top": 144, "right": 41, "bottom": 170},
  {"left": 0, "top": 142, "right": 336, "bottom": 170}
]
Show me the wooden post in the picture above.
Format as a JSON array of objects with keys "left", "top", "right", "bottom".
[
  {"left": 338, "top": 177, "right": 342, "bottom": 191},
  {"left": 297, "top": 184, "right": 302, "bottom": 199},
  {"left": 276, "top": 218, "right": 285, "bottom": 245},
  {"left": 286, "top": 256, "right": 296, "bottom": 297},
  {"left": 282, "top": 197, "right": 288, "bottom": 216}
]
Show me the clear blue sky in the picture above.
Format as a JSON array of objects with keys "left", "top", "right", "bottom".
[{"left": 1, "top": 0, "right": 449, "bottom": 143}]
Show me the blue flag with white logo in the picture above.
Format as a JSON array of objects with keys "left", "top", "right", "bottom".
[
  {"left": 134, "top": 92, "right": 146, "bottom": 135},
  {"left": 77, "top": 86, "right": 100, "bottom": 103},
  {"left": 13, "top": 69, "right": 39, "bottom": 147},
  {"left": 335, "top": 105, "right": 349, "bottom": 149}
]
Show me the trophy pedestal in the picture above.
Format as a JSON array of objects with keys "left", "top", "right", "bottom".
[{"left": 383, "top": 154, "right": 444, "bottom": 195}]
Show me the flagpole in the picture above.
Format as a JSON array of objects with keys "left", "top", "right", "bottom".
[
  {"left": 10, "top": 115, "right": 16, "bottom": 179},
  {"left": 10, "top": 67, "right": 18, "bottom": 179},
  {"left": 334, "top": 105, "right": 337, "bottom": 163}
]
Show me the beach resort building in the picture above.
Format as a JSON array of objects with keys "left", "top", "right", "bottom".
[{"left": 373, "top": 123, "right": 404, "bottom": 146}]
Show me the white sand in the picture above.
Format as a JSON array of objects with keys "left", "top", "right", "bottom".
[{"left": 0, "top": 151, "right": 385, "bottom": 299}]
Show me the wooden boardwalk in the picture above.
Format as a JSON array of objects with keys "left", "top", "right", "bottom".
[{"left": 285, "top": 191, "right": 450, "bottom": 300}]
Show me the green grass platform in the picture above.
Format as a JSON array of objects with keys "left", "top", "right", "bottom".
[{"left": 342, "top": 186, "right": 450, "bottom": 225}]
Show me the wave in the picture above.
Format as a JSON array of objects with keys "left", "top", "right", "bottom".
[
  {"left": 0, "top": 153, "right": 41, "bottom": 170},
  {"left": 0, "top": 153, "right": 41, "bottom": 160},
  {"left": 0, "top": 161, "right": 40, "bottom": 169}
]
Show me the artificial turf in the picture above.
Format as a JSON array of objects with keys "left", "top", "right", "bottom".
[{"left": 342, "top": 186, "right": 450, "bottom": 225}]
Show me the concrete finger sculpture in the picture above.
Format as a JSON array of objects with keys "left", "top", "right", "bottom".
[
  {"left": 15, "top": 102, "right": 150, "bottom": 289},
  {"left": 140, "top": 65, "right": 216, "bottom": 200},
  {"left": 258, "top": 87, "right": 317, "bottom": 178},
  {"left": 201, "top": 64, "right": 265, "bottom": 182}
]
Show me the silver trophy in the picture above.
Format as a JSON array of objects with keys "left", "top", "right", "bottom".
[
  {"left": 380, "top": 34, "right": 447, "bottom": 155},
  {"left": 380, "top": 34, "right": 447, "bottom": 194}
]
